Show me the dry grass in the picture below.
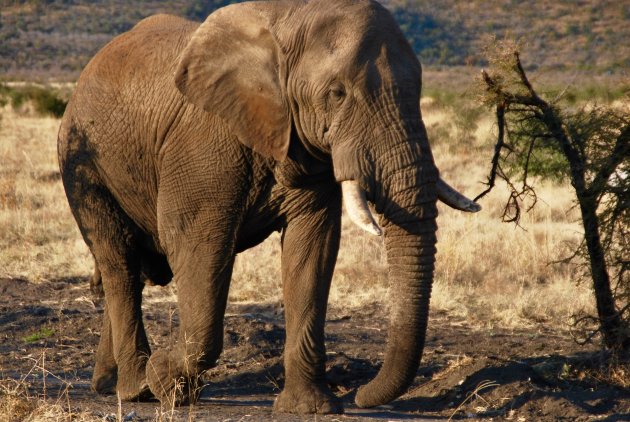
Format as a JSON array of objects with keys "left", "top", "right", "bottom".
[
  {"left": 0, "top": 351, "right": 189, "bottom": 421},
  {"left": 0, "top": 106, "right": 92, "bottom": 281},
  {"left": 0, "top": 352, "right": 101, "bottom": 422}
]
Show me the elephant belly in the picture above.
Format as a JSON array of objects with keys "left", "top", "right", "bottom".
[
  {"left": 236, "top": 214, "right": 282, "bottom": 253},
  {"left": 235, "top": 160, "right": 285, "bottom": 253}
]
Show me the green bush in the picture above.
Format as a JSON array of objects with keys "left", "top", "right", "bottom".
[
  {"left": 558, "top": 84, "right": 630, "bottom": 105},
  {"left": 0, "top": 83, "right": 67, "bottom": 117},
  {"left": 30, "top": 86, "right": 67, "bottom": 117}
]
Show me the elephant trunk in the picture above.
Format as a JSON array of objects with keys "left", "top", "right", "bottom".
[{"left": 355, "top": 156, "right": 438, "bottom": 408}]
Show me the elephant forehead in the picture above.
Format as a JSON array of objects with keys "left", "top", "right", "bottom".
[
  {"left": 299, "top": 43, "right": 420, "bottom": 100},
  {"left": 296, "top": 6, "right": 419, "bottom": 84}
]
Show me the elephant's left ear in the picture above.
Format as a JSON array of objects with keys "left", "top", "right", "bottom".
[{"left": 175, "top": 3, "right": 290, "bottom": 161}]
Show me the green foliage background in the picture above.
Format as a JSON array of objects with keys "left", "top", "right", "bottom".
[{"left": 0, "top": 83, "right": 67, "bottom": 116}]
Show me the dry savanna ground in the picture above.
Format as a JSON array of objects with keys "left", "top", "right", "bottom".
[{"left": 0, "top": 90, "right": 628, "bottom": 421}]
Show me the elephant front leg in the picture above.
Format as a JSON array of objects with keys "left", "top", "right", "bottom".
[{"left": 274, "top": 187, "right": 342, "bottom": 414}]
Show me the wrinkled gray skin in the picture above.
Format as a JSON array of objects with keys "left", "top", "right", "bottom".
[{"left": 58, "top": 0, "right": 475, "bottom": 414}]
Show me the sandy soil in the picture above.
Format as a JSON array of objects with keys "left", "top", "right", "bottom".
[{"left": 1, "top": 276, "right": 628, "bottom": 421}]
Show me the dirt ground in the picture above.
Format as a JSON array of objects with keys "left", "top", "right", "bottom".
[{"left": 1, "top": 276, "right": 628, "bottom": 421}]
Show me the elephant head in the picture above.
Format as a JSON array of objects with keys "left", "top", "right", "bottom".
[{"left": 175, "top": 0, "right": 479, "bottom": 408}]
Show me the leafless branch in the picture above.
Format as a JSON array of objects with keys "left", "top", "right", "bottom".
[{"left": 474, "top": 96, "right": 506, "bottom": 202}]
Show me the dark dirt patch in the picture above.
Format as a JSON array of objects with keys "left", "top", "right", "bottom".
[{"left": 0, "top": 277, "right": 628, "bottom": 421}]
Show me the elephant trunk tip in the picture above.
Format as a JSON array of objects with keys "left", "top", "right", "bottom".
[
  {"left": 355, "top": 385, "right": 383, "bottom": 409},
  {"left": 354, "top": 377, "right": 408, "bottom": 408}
]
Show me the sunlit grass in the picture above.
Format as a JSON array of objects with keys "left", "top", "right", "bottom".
[{"left": 0, "top": 107, "right": 93, "bottom": 281}]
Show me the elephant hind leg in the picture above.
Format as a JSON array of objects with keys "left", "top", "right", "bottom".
[
  {"left": 89, "top": 243, "right": 170, "bottom": 395},
  {"left": 86, "top": 262, "right": 117, "bottom": 395},
  {"left": 92, "top": 300, "right": 116, "bottom": 395},
  {"left": 62, "top": 165, "right": 152, "bottom": 400}
]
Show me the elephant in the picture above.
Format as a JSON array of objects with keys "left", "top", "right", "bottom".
[{"left": 57, "top": 0, "right": 480, "bottom": 414}]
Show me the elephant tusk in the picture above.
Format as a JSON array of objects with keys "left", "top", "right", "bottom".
[
  {"left": 341, "top": 180, "right": 382, "bottom": 236},
  {"left": 437, "top": 178, "right": 482, "bottom": 212}
]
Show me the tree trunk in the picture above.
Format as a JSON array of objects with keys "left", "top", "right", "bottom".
[{"left": 578, "top": 194, "right": 629, "bottom": 353}]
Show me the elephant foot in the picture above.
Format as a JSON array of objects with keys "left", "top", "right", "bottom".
[
  {"left": 92, "top": 364, "right": 117, "bottom": 395},
  {"left": 116, "top": 359, "right": 153, "bottom": 401},
  {"left": 274, "top": 383, "right": 343, "bottom": 414},
  {"left": 145, "top": 350, "right": 203, "bottom": 407}
]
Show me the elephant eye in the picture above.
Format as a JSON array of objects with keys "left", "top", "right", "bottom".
[{"left": 328, "top": 82, "right": 346, "bottom": 102}]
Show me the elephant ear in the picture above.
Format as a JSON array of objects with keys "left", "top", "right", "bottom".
[{"left": 175, "top": 3, "right": 290, "bottom": 161}]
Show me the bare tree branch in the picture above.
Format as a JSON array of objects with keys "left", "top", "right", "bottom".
[{"left": 474, "top": 74, "right": 505, "bottom": 201}]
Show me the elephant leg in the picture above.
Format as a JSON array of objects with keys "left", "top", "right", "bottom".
[
  {"left": 146, "top": 144, "right": 248, "bottom": 406},
  {"left": 99, "top": 251, "right": 151, "bottom": 400},
  {"left": 66, "top": 173, "right": 151, "bottom": 400},
  {"left": 274, "top": 186, "right": 342, "bottom": 414},
  {"left": 145, "top": 246, "right": 235, "bottom": 406},
  {"left": 90, "top": 261, "right": 117, "bottom": 394},
  {"left": 92, "top": 301, "right": 117, "bottom": 394},
  {"left": 87, "top": 261, "right": 117, "bottom": 393}
]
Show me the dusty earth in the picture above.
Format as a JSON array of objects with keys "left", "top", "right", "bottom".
[{"left": 1, "top": 276, "right": 628, "bottom": 421}]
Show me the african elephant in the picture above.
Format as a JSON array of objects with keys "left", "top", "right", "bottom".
[{"left": 57, "top": 0, "right": 480, "bottom": 414}]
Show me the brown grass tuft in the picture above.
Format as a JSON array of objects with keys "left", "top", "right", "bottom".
[{"left": 0, "top": 352, "right": 101, "bottom": 422}]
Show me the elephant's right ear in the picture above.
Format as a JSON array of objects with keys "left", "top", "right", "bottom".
[{"left": 175, "top": 3, "right": 290, "bottom": 161}]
